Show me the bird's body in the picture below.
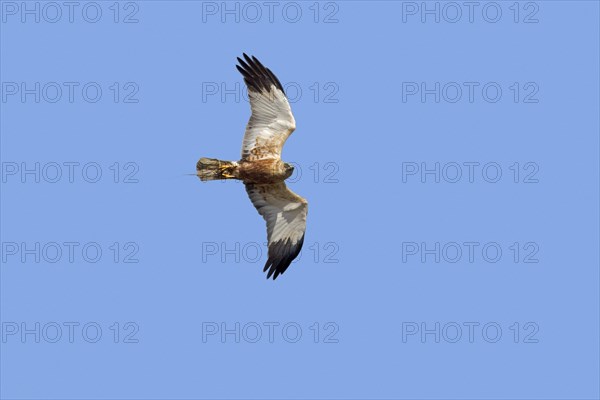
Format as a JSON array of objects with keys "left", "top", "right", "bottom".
[
  {"left": 197, "top": 158, "right": 293, "bottom": 184},
  {"left": 196, "top": 54, "right": 308, "bottom": 280},
  {"left": 239, "top": 159, "right": 294, "bottom": 183}
]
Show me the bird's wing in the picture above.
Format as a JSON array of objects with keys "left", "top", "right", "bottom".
[
  {"left": 245, "top": 182, "right": 308, "bottom": 279},
  {"left": 236, "top": 54, "right": 296, "bottom": 161}
]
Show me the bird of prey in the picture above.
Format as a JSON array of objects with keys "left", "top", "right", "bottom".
[{"left": 197, "top": 54, "right": 307, "bottom": 280}]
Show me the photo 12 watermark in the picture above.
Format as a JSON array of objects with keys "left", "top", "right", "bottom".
[
  {"left": 200, "top": 2, "right": 340, "bottom": 24},
  {"left": 200, "top": 241, "right": 339, "bottom": 265},
  {"left": 401, "top": 241, "right": 540, "bottom": 264},
  {"left": 1, "top": 162, "right": 140, "bottom": 184},
  {"left": 1, "top": 321, "right": 140, "bottom": 344},
  {"left": 1, "top": 2, "right": 140, "bottom": 24},
  {"left": 1, "top": 241, "right": 140, "bottom": 264},
  {"left": 401, "top": 162, "right": 539, "bottom": 184},
  {"left": 401, "top": 321, "right": 539, "bottom": 344},
  {"left": 202, "top": 161, "right": 340, "bottom": 185},
  {"left": 201, "top": 81, "right": 340, "bottom": 104},
  {"left": 1, "top": 82, "right": 140, "bottom": 104},
  {"left": 201, "top": 321, "right": 339, "bottom": 343},
  {"left": 401, "top": 82, "right": 539, "bottom": 104},
  {"left": 400, "top": 2, "right": 540, "bottom": 24}
]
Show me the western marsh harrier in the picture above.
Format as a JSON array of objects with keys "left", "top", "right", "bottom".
[{"left": 197, "top": 54, "right": 307, "bottom": 280}]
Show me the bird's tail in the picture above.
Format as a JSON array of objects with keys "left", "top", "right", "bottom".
[{"left": 196, "top": 158, "right": 239, "bottom": 181}]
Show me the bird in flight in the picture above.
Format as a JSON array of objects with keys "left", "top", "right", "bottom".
[{"left": 197, "top": 54, "right": 307, "bottom": 280}]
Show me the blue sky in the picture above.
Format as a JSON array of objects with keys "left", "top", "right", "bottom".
[{"left": 1, "top": 1, "right": 599, "bottom": 399}]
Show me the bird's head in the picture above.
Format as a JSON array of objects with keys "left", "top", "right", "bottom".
[{"left": 283, "top": 163, "right": 295, "bottom": 179}]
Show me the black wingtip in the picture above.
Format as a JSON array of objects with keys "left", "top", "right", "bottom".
[
  {"left": 236, "top": 54, "right": 285, "bottom": 95},
  {"left": 262, "top": 235, "right": 305, "bottom": 280}
]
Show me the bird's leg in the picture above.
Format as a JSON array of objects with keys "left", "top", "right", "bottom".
[{"left": 219, "top": 163, "right": 236, "bottom": 179}]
